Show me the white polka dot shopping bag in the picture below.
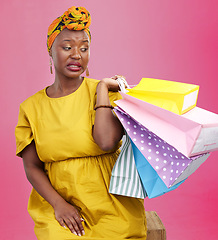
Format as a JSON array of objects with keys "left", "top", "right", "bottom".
[{"left": 111, "top": 107, "right": 209, "bottom": 198}]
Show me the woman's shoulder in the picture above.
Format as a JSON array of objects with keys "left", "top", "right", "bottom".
[
  {"left": 84, "top": 77, "right": 100, "bottom": 86},
  {"left": 85, "top": 77, "right": 122, "bottom": 101},
  {"left": 83, "top": 77, "right": 100, "bottom": 94},
  {"left": 19, "top": 88, "right": 46, "bottom": 110}
]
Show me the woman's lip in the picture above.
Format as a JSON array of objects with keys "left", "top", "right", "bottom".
[
  {"left": 66, "top": 65, "right": 82, "bottom": 72},
  {"left": 67, "top": 62, "right": 81, "bottom": 67}
]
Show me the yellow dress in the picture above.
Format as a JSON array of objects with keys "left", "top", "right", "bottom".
[{"left": 15, "top": 78, "right": 147, "bottom": 240}]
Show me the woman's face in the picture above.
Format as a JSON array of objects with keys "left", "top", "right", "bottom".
[{"left": 50, "top": 28, "right": 90, "bottom": 80}]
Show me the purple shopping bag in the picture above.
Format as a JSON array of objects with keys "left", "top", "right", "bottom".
[{"left": 114, "top": 107, "right": 210, "bottom": 189}]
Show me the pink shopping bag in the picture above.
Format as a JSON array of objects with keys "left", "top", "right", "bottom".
[{"left": 116, "top": 92, "right": 218, "bottom": 157}]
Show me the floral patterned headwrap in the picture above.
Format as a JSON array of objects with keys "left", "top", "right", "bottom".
[{"left": 47, "top": 6, "right": 91, "bottom": 52}]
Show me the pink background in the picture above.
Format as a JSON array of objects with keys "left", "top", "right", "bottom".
[{"left": 1, "top": 0, "right": 217, "bottom": 239}]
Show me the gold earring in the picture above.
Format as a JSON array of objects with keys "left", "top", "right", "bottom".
[
  {"left": 50, "top": 57, "right": 53, "bottom": 74},
  {"left": 86, "top": 67, "right": 89, "bottom": 77}
]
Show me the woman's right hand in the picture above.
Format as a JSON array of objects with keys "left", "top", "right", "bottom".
[{"left": 54, "top": 199, "right": 85, "bottom": 236}]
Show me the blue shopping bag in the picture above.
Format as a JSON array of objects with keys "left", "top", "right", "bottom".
[{"left": 131, "top": 139, "right": 185, "bottom": 198}]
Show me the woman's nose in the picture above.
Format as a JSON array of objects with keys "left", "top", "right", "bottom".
[{"left": 70, "top": 48, "right": 81, "bottom": 59}]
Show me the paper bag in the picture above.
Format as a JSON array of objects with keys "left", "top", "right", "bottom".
[
  {"left": 113, "top": 107, "right": 210, "bottom": 198},
  {"left": 127, "top": 78, "right": 199, "bottom": 115},
  {"left": 109, "top": 134, "right": 147, "bottom": 199},
  {"left": 116, "top": 92, "right": 218, "bottom": 157}
]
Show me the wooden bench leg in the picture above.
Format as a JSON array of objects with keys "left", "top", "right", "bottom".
[{"left": 146, "top": 211, "right": 166, "bottom": 240}]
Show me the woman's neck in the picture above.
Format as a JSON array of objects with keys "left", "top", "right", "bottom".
[{"left": 47, "top": 76, "right": 84, "bottom": 98}]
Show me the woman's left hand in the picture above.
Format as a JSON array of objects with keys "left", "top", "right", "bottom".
[{"left": 100, "top": 75, "right": 127, "bottom": 92}]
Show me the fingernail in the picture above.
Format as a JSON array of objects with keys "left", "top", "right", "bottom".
[
  {"left": 81, "top": 218, "right": 85, "bottom": 222},
  {"left": 78, "top": 233, "right": 81, "bottom": 237},
  {"left": 82, "top": 230, "right": 85, "bottom": 235},
  {"left": 63, "top": 226, "right": 67, "bottom": 229},
  {"left": 73, "top": 231, "right": 77, "bottom": 236}
]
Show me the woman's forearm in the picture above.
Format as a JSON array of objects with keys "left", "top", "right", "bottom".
[
  {"left": 93, "top": 81, "right": 123, "bottom": 151},
  {"left": 22, "top": 141, "right": 85, "bottom": 236},
  {"left": 22, "top": 142, "right": 65, "bottom": 208},
  {"left": 25, "top": 164, "right": 65, "bottom": 208}
]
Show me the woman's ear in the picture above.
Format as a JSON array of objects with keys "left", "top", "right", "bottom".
[{"left": 49, "top": 49, "right": 52, "bottom": 57}]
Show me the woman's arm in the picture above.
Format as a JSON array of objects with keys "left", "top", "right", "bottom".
[
  {"left": 21, "top": 141, "right": 85, "bottom": 236},
  {"left": 92, "top": 78, "right": 124, "bottom": 151}
]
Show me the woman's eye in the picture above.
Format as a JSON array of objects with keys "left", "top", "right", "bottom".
[
  {"left": 63, "top": 46, "right": 71, "bottom": 50},
  {"left": 81, "top": 48, "right": 88, "bottom": 52}
]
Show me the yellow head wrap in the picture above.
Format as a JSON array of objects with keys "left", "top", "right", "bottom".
[{"left": 47, "top": 6, "right": 91, "bottom": 52}]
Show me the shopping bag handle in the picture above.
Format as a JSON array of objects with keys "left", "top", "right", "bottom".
[{"left": 116, "top": 76, "right": 131, "bottom": 93}]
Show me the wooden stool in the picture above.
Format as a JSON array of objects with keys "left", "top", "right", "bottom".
[{"left": 146, "top": 211, "right": 166, "bottom": 240}]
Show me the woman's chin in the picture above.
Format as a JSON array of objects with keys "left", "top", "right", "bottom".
[{"left": 62, "top": 69, "right": 85, "bottom": 79}]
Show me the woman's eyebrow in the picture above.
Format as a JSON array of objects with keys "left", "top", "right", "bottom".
[
  {"left": 61, "top": 39, "right": 89, "bottom": 43},
  {"left": 62, "top": 39, "right": 71, "bottom": 43}
]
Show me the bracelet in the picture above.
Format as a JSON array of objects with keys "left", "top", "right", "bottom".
[{"left": 94, "top": 105, "right": 114, "bottom": 111}]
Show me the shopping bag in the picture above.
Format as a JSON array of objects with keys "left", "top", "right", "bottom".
[
  {"left": 127, "top": 78, "right": 199, "bottom": 115},
  {"left": 109, "top": 134, "right": 147, "bottom": 199},
  {"left": 114, "top": 107, "right": 210, "bottom": 196},
  {"left": 131, "top": 139, "right": 185, "bottom": 198},
  {"left": 131, "top": 140, "right": 209, "bottom": 198},
  {"left": 115, "top": 92, "right": 218, "bottom": 157},
  {"left": 109, "top": 133, "right": 184, "bottom": 199}
]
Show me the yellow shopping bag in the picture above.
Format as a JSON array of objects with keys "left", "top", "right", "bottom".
[{"left": 127, "top": 78, "right": 199, "bottom": 115}]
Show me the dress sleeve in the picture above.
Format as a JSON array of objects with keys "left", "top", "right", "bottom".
[
  {"left": 108, "top": 91, "right": 122, "bottom": 108},
  {"left": 15, "top": 104, "right": 34, "bottom": 157},
  {"left": 91, "top": 91, "right": 122, "bottom": 126}
]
